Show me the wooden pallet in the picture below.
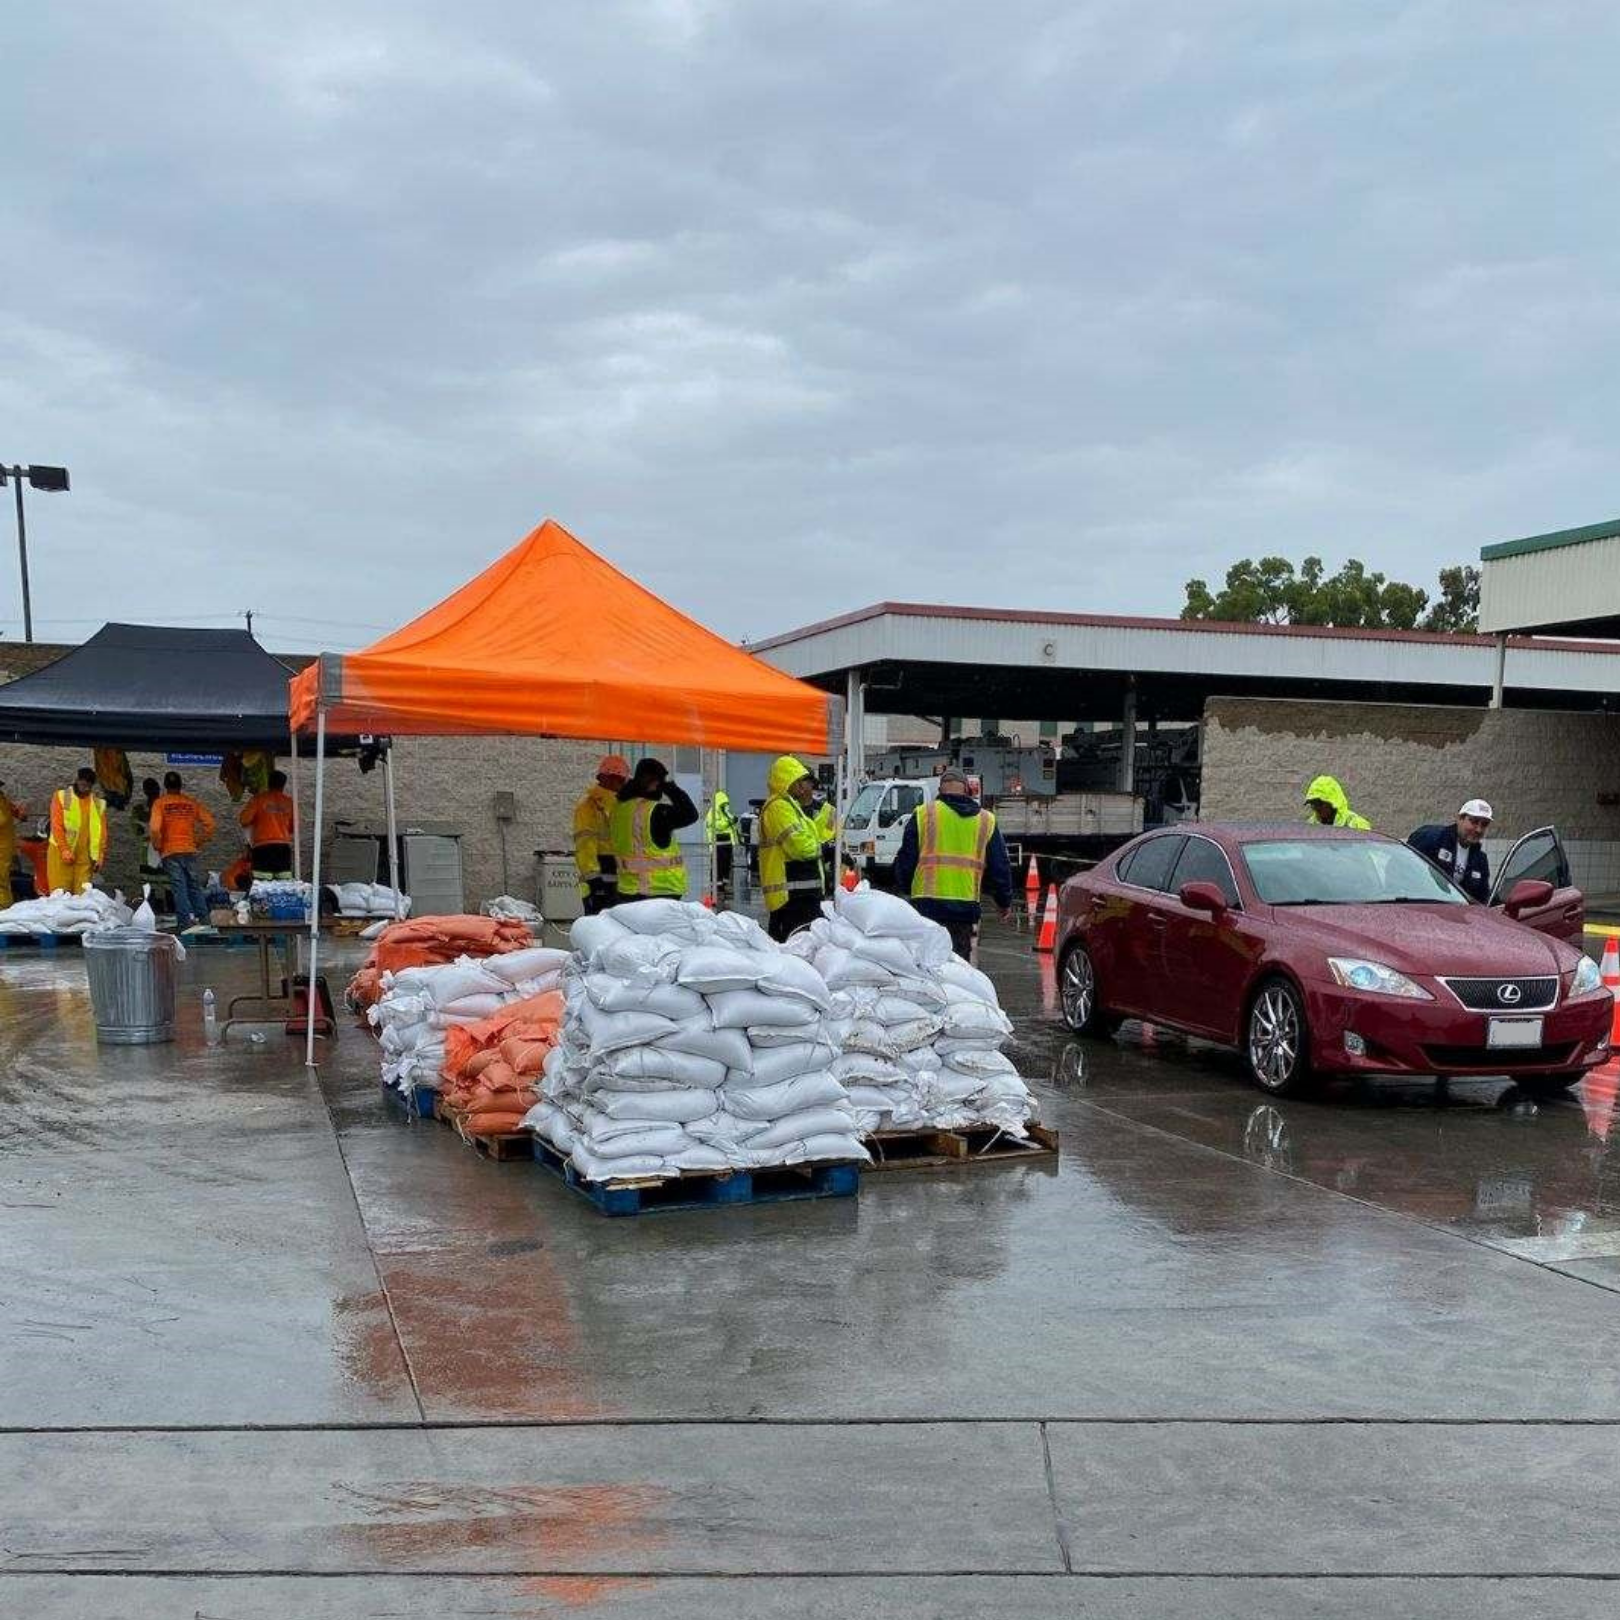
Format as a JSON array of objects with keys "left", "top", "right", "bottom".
[
  {"left": 530, "top": 1135, "right": 861, "bottom": 1216},
  {"left": 862, "top": 1121, "right": 1059, "bottom": 1173},
  {"left": 448, "top": 1110, "right": 533, "bottom": 1162}
]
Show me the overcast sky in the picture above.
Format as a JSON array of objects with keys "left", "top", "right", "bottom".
[{"left": 2, "top": 0, "right": 1617, "bottom": 652}]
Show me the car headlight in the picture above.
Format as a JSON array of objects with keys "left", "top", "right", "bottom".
[
  {"left": 1572, "top": 955, "right": 1605, "bottom": 997},
  {"left": 1327, "top": 958, "right": 1433, "bottom": 1000}
]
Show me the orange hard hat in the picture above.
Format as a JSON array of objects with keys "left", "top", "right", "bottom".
[{"left": 597, "top": 754, "right": 630, "bottom": 779}]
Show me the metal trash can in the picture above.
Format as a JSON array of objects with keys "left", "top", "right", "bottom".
[{"left": 83, "top": 928, "right": 181, "bottom": 1045}]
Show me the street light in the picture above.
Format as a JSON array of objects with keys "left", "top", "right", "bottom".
[{"left": 0, "top": 463, "right": 70, "bottom": 642}]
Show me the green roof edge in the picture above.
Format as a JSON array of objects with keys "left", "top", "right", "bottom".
[{"left": 1481, "top": 516, "right": 1620, "bottom": 562}]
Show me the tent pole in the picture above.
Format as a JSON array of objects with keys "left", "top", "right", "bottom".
[
  {"left": 288, "top": 729, "right": 302, "bottom": 882},
  {"left": 305, "top": 709, "right": 327, "bottom": 1069},
  {"left": 383, "top": 743, "right": 404, "bottom": 920}
]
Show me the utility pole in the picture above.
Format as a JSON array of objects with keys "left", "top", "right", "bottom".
[
  {"left": 244, "top": 608, "right": 255, "bottom": 636},
  {"left": 0, "top": 464, "right": 70, "bottom": 643}
]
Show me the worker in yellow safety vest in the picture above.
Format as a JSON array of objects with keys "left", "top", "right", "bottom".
[
  {"left": 758, "top": 756, "right": 824, "bottom": 941},
  {"left": 893, "top": 767, "right": 1014, "bottom": 959},
  {"left": 704, "top": 788, "right": 740, "bottom": 895},
  {"left": 609, "top": 757, "right": 698, "bottom": 902},
  {"left": 48, "top": 767, "right": 108, "bottom": 896},
  {"left": 811, "top": 793, "right": 839, "bottom": 895},
  {"left": 573, "top": 754, "right": 630, "bottom": 913}
]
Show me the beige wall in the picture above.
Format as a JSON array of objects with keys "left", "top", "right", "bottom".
[{"left": 1200, "top": 696, "right": 1620, "bottom": 895}]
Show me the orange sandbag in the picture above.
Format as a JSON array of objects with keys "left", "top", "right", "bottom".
[
  {"left": 500, "top": 1037, "right": 552, "bottom": 1077},
  {"left": 348, "top": 915, "right": 535, "bottom": 1012}
]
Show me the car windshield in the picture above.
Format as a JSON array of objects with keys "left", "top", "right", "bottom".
[
  {"left": 844, "top": 784, "right": 885, "bottom": 831},
  {"left": 1242, "top": 838, "right": 1468, "bottom": 906}
]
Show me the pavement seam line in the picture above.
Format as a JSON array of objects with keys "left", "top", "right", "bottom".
[
  {"left": 1038, "top": 1421, "right": 1074, "bottom": 1573},
  {"left": 312, "top": 1065, "right": 427, "bottom": 1423},
  {"left": 1065, "top": 1092, "right": 1620, "bottom": 1301},
  {"left": 6, "top": 1569, "right": 1620, "bottom": 1582}
]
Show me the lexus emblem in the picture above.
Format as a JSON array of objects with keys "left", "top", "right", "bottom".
[{"left": 1498, "top": 984, "right": 1523, "bottom": 1005}]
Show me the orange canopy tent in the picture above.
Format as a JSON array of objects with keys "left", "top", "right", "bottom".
[
  {"left": 289, "top": 518, "right": 832, "bottom": 752},
  {"left": 288, "top": 519, "right": 834, "bottom": 1065}
]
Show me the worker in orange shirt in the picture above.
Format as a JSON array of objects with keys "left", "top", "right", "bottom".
[
  {"left": 48, "top": 767, "right": 106, "bottom": 896},
  {"left": 150, "top": 771, "right": 217, "bottom": 932},
  {"left": 239, "top": 768, "right": 296, "bottom": 879},
  {"left": 0, "top": 776, "right": 27, "bottom": 909}
]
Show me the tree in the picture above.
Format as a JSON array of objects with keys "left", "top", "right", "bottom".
[{"left": 1180, "top": 557, "right": 1477, "bottom": 633}]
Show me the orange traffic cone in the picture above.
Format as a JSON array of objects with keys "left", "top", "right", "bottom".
[
  {"left": 1602, "top": 936, "right": 1620, "bottom": 1047},
  {"left": 1034, "top": 885, "right": 1058, "bottom": 953},
  {"left": 701, "top": 891, "right": 715, "bottom": 909},
  {"left": 1024, "top": 855, "right": 1040, "bottom": 920},
  {"left": 840, "top": 865, "right": 859, "bottom": 892}
]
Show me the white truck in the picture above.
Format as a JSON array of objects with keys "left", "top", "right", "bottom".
[{"left": 842, "top": 777, "right": 1144, "bottom": 888}]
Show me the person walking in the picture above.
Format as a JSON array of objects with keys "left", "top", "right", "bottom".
[
  {"left": 609, "top": 758, "right": 697, "bottom": 902},
  {"left": 894, "top": 768, "right": 1013, "bottom": 959},
  {"left": 48, "top": 767, "right": 107, "bottom": 896},
  {"left": 704, "top": 787, "right": 740, "bottom": 894},
  {"left": 238, "top": 769, "right": 297, "bottom": 879},
  {"left": 150, "top": 771, "right": 216, "bottom": 932},
  {"left": 1303, "top": 775, "right": 1371, "bottom": 830},
  {"left": 573, "top": 755, "right": 630, "bottom": 914},
  {"left": 1409, "top": 798, "right": 1494, "bottom": 902},
  {"left": 0, "top": 777, "right": 27, "bottom": 909},
  {"left": 758, "top": 756, "right": 825, "bottom": 941}
]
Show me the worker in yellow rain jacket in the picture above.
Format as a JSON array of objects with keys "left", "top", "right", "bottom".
[
  {"left": 811, "top": 793, "right": 839, "bottom": 895},
  {"left": 758, "top": 756, "right": 824, "bottom": 941},
  {"left": 609, "top": 757, "right": 697, "bottom": 902},
  {"left": 573, "top": 754, "right": 630, "bottom": 913},
  {"left": 1304, "top": 775, "right": 1371, "bottom": 831},
  {"left": 0, "top": 777, "right": 26, "bottom": 908},
  {"left": 48, "top": 767, "right": 107, "bottom": 895}
]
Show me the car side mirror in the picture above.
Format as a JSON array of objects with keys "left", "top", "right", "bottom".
[
  {"left": 1179, "top": 880, "right": 1228, "bottom": 915},
  {"left": 1503, "top": 878, "right": 1554, "bottom": 917}
]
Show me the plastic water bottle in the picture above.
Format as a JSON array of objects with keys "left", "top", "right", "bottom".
[{"left": 202, "top": 988, "right": 219, "bottom": 1046}]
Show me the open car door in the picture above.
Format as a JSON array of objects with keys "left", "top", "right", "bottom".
[{"left": 1489, "top": 825, "right": 1584, "bottom": 944}]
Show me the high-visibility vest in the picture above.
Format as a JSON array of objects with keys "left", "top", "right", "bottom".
[
  {"left": 758, "top": 793, "right": 823, "bottom": 913},
  {"left": 813, "top": 801, "right": 837, "bottom": 844},
  {"left": 609, "top": 797, "right": 686, "bottom": 898},
  {"left": 54, "top": 789, "right": 107, "bottom": 863},
  {"left": 573, "top": 784, "right": 619, "bottom": 896},
  {"left": 704, "top": 793, "right": 739, "bottom": 844},
  {"left": 911, "top": 801, "right": 993, "bottom": 903}
]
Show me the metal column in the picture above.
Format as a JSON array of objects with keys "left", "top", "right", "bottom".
[
  {"left": 1119, "top": 684, "right": 1138, "bottom": 793},
  {"left": 383, "top": 744, "right": 404, "bottom": 919},
  {"left": 304, "top": 710, "right": 327, "bottom": 1068},
  {"left": 1490, "top": 633, "right": 1507, "bottom": 709}
]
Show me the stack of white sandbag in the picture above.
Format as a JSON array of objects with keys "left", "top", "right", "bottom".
[
  {"left": 369, "top": 946, "right": 569, "bottom": 1099},
  {"left": 785, "top": 886, "right": 1035, "bottom": 1138},
  {"left": 332, "top": 881, "right": 411, "bottom": 919},
  {"left": 0, "top": 888, "right": 132, "bottom": 936},
  {"left": 524, "top": 898, "right": 868, "bottom": 1184},
  {"left": 482, "top": 895, "right": 544, "bottom": 926}
]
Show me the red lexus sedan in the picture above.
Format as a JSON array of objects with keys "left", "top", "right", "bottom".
[{"left": 1056, "top": 823, "right": 1612, "bottom": 1097}]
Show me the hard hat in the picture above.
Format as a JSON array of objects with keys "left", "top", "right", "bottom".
[
  {"left": 597, "top": 754, "right": 630, "bottom": 778},
  {"left": 1459, "top": 798, "right": 1494, "bottom": 821}
]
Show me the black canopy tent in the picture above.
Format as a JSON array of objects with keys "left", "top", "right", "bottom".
[{"left": 0, "top": 623, "right": 300, "bottom": 749}]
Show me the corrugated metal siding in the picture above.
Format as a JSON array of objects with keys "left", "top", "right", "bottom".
[
  {"left": 1480, "top": 537, "right": 1620, "bottom": 633},
  {"left": 757, "top": 611, "right": 1620, "bottom": 695}
]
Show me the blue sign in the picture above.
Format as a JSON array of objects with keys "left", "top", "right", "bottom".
[{"left": 165, "top": 752, "right": 224, "bottom": 766}]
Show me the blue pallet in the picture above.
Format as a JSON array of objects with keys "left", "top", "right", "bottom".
[
  {"left": 530, "top": 1135, "right": 860, "bottom": 1217},
  {"left": 0, "top": 933, "right": 75, "bottom": 949},
  {"left": 381, "top": 1080, "right": 437, "bottom": 1120}
]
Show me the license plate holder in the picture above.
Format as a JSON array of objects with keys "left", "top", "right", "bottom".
[{"left": 1487, "top": 1016, "right": 1544, "bottom": 1050}]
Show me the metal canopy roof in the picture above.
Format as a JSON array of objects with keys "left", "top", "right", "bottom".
[
  {"left": 1480, "top": 516, "right": 1620, "bottom": 637},
  {"left": 752, "top": 603, "right": 1620, "bottom": 719}
]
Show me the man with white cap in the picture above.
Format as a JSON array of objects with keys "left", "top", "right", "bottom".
[
  {"left": 573, "top": 754, "right": 630, "bottom": 913},
  {"left": 1408, "top": 798, "right": 1494, "bottom": 903}
]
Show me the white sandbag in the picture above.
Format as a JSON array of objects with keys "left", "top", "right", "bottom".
[
  {"left": 676, "top": 945, "right": 775, "bottom": 992},
  {"left": 570, "top": 1149, "right": 671, "bottom": 1182},
  {"left": 819, "top": 948, "right": 894, "bottom": 990},
  {"left": 597, "top": 932, "right": 685, "bottom": 980},
  {"left": 585, "top": 973, "right": 708, "bottom": 1020},
  {"left": 847, "top": 933, "right": 922, "bottom": 975},
  {"left": 798, "top": 1133, "right": 869, "bottom": 1163},
  {"left": 739, "top": 1105, "right": 860, "bottom": 1150},
  {"left": 941, "top": 999, "right": 1014, "bottom": 1040},
  {"left": 833, "top": 886, "right": 943, "bottom": 939},
  {"left": 831, "top": 1052, "right": 909, "bottom": 1085},
  {"left": 757, "top": 953, "right": 834, "bottom": 1008},
  {"left": 708, "top": 988, "right": 824, "bottom": 1029},
  {"left": 602, "top": 1045, "right": 728, "bottom": 1089},
  {"left": 658, "top": 1016, "right": 754, "bottom": 1071},
  {"left": 942, "top": 1047, "right": 1019, "bottom": 1079},
  {"left": 569, "top": 912, "right": 627, "bottom": 955},
  {"left": 938, "top": 956, "right": 997, "bottom": 1003},
  {"left": 592, "top": 1087, "right": 720, "bottom": 1124},
  {"left": 730, "top": 1041, "right": 839, "bottom": 1088},
  {"left": 713, "top": 911, "right": 773, "bottom": 952},
  {"left": 578, "top": 1001, "right": 680, "bottom": 1052},
  {"left": 669, "top": 1144, "right": 736, "bottom": 1172},
  {"left": 580, "top": 1120, "right": 694, "bottom": 1158},
  {"left": 486, "top": 947, "right": 570, "bottom": 986},
  {"left": 745, "top": 1020, "right": 829, "bottom": 1048},
  {"left": 612, "top": 898, "right": 713, "bottom": 937},
  {"left": 723, "top": 1072, "right": 848, "bottom": 1122}
]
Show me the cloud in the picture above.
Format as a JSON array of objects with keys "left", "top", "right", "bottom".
[{"left": 2, "top": 0, "right": 1619, "bottom": 651}]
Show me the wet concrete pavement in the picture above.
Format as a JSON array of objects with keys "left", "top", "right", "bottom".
[{"left": 6, "top": 922, "right": 1620, "bottom": 1614}]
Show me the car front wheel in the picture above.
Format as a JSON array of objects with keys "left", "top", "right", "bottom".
[
  {"left": 1246, "top": 977, "right": 1315, "bottom": 1097},
  {"left": 1514, "top": 1071, "right": 1584, "bottom": 1099},
  {"left": 1060, "top": 943, "right": 1121, "bottom": 1037}
]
